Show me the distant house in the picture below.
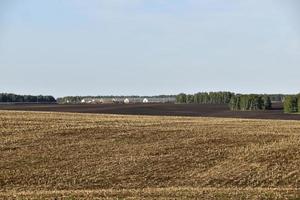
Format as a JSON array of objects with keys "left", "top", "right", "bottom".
[
  {"left": 100, "top": 98, "right": 113, "bottom": 104},
  {"left": 78, "top": 96, "right": 176, "bottom": 104},
  {"left": 143, "top": 98, "right": 149, "bottom": 103},
  {"left": 112, "top": 98, "right": 124, "bottom": 104},
  {"left": 81, "top": 98, "right": 91, "bottom": 104},
  {"left": 124, "top": 98, "right": 130, "bottom": 104}
]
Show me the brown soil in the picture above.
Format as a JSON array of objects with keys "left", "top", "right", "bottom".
[{"left": 0, "top": 103, "right": 299, "bottom": 120}]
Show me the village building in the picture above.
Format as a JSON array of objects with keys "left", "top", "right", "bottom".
[
  {"left": 124, "top": 98, "right": 130, "bottom": 104},
  {"left": 79, "top": 97, "right": 176, "bottom": 104},
  {"left": 143, "top": 98, "right": 149, "bottom": 103}
]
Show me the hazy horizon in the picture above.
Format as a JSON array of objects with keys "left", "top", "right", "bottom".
[{"left": 1, "top": 0, "right": 300, "bottom": 97}]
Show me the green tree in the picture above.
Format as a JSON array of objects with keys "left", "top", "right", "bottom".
[
  {"left": 239, "top": 95, "right": 249, "bottom": 111},
  {"left": 230, "top": 94, "right": 267, "bottom": 111},
  {"left": 229, "top": 96, "right": 238, "bottom": 110},
  {"left": 176, "top": 93, "right": 187, "bottom": 103},
  {"left": 262, "top": 95, "right": 272, "bottom": 110},
  {"left": 193, "top": 93, "right": 200, "bottom": 104},
  {"left": 283, "top": 95, "right": 298, "bottom": 113},
  {"left": 186, "top": 94, "right": 194, "bottom": 104},
  {"left": 297, "top": 94, "right": 300, "bottom": 112}
]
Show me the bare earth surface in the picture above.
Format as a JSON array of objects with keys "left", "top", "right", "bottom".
[
  {"left": 0, "top": 103, "right": 300, "bottom": 120},
  {"left": 0, "top": 111, "right": 299, "bottom": 199}
]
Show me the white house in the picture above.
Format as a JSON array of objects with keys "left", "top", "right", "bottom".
[
  {"left": 143, "top": 98, "right": 149, "bottom": 103},
  {"left": 124, "top": 98, "right": 130, "bottom": 104}
]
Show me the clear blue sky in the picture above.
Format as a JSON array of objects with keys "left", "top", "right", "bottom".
[{"left": 0, "top": 0, "right": 299, "bottom": 97}]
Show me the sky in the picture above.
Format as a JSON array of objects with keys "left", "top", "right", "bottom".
[{"left": 0, "top": 0, "right": 299, "bottom": 97}]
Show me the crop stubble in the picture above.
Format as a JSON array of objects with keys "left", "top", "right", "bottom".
[{"left": 0, "top": 111, "right": 299, "bottom": 199}]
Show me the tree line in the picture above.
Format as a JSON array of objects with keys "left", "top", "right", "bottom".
[
  {"left": 283, "top": 95, "right": 300, "bottom": 113},
  {"left": 229, "top": 94, "right": 272, "bottom": 111},
  {"left": 176, "top": 92, "right": 272, "bottom": 110},
  {"left": 0, "top": 93, "right": 56, "bottom": 103},
  {"left": 176, "top": 92, "right": 234, "bottom": 104}
]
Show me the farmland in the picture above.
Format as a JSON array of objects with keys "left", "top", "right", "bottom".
[
  {"left": 1, "top": 103, "right": 300, "bottom": 120},
  {"left": 0, "top": 111, "right": 300, "bottom": 199}
]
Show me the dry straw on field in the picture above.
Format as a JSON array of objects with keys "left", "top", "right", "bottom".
[{"left": 0, "top": 111, "right": 299, "bottom": 199}]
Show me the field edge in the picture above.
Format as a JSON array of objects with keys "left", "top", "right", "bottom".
[{"left": 1, "top": 187, "right": 299, "bottom": 199}]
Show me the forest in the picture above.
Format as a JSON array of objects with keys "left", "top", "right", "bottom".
[
  {"left": 283, "top": 95, "right": 300, "bottom": 113},
  {"left": 176, "top": 92, "right": 272, "bottom": 111},
  {"left": 0, "top": 93, "right": 56, "bottom": 103}
]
